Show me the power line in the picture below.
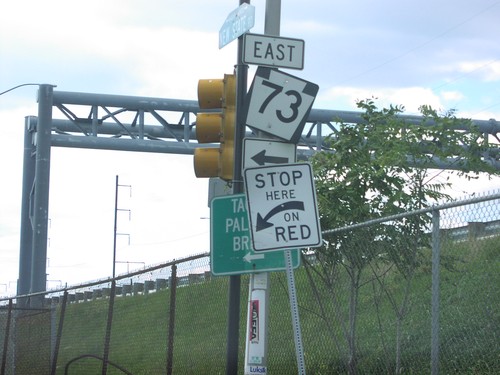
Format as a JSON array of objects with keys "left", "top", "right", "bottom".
[
  {"left": 0, "top": 83, "right": 48, "bottom": 96},
  {"left": 432, "top": 58, "right": 500, "bottom": 92},
  {"left": 472, "top": 101, "right": 500, "bottom": 120},
  {"left": 335, "top": 1, "right": 500, "bottom": 86}
]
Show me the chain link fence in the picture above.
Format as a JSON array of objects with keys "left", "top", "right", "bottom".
[
  {"left": 298, "top": 192, "right": 499, "bottom": 374},
  {"left": 1, "top": 192, "right": 499, "bottom": 374}
]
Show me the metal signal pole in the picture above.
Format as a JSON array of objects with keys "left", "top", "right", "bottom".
[{"left": 225, "top": 1, "right": 250, "bottom": 373}]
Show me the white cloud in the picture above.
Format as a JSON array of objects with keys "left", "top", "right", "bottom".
[
  {"left": 286, "top": 20, "right": 339, "bottom": 35},
  {"left": 458, "top": 60, "right": 500, "bottom": 82},
  {"left": 129, "top": 28, "right": 237, "bottom": 98},
  {"left": 0, "top": 1, "right": 237, "bottom": 97},
  {"left": 441, "top": 90, "right": 464, "bottom": 102},
  {"left": 436, "top": 59, "right": 500, "bottom": 83}
]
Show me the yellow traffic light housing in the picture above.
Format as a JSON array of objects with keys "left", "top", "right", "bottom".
[{"left": 194, "top": 74, "right": 236, "bottom": 181}]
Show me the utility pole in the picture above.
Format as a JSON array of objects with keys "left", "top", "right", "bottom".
[
  {"left": 113, "top": 175, "right": 119, "bottom": 279},
  {"left": 112, "top": 175, "right": 131, "bottom": 278}
]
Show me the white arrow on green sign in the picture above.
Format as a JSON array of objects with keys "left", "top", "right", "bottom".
[{"left": 211, "top": 194, "right": 300, "bottom": 276}]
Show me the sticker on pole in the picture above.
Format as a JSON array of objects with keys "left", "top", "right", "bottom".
[{"left": 244, "top": 163, "right": 322, "bottom": 252}]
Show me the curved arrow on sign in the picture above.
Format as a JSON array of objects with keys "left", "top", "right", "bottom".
[{"left": 256, "top": 201, "right": 305, "bottom": 231}]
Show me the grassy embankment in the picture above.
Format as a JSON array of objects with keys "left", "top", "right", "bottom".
[{"left": 53, "top": 237, "right": 499, "bottom": 374}]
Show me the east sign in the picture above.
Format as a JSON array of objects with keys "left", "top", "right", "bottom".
[
  {"left": 243, "top": 33, "right": 305, "bottom": 70},
  {"left": 244, "top": 163, "right": 322, "bottom": 252}
]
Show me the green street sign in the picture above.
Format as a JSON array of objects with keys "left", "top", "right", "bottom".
[{"left": 211, "top": 194, "right": 300, "bottom": 276}]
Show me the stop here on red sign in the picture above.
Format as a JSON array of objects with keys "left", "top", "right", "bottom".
[{"left": 244, "top": 163, "right": 322, "bottom": 252}]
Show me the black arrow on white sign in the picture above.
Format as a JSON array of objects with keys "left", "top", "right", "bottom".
[
  {"left": 251, "top": 150, "right": 289, "bottom": 166},
  {"left": 256, "top": 201, "right": 305, "bottom": 231}
]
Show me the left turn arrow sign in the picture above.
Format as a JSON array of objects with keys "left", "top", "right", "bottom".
[{"left": 243, "top": 138, "right": 296, "bottom": 170}]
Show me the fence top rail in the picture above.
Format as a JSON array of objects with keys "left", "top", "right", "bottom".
[
  {"left": 2, "top": 192, "right": 499, "bottom": 302},
  {"left": 0, "top": 252, "right": 209, "bottom": 303},
  {"left": 322, "top": 191, "right": 500, "bottom": 236}
]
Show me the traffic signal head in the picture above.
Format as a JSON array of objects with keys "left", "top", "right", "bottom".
[{"left": 194, "top": 74, "right": 236, "bottom": 181}]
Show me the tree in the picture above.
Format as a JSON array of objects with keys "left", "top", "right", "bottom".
[{"left": 307, "top": 99, "right": 497, "bottom": 374}]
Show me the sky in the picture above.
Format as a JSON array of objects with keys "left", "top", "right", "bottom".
[{"left": 1, "top": 0, "right": 499, "bottom": 296}]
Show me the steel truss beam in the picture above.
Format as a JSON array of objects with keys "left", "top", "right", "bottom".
[
  {"left": 27, "top": 90, "right": 500, "bottom": 168},
  {"left": 18, "top": 88, "right": 500, "bottom": 304}
]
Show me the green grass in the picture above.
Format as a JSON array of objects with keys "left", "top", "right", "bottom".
[{"left": 50, "top": 237, "right": 499, "bottom": 374}]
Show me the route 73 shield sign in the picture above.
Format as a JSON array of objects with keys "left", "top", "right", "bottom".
[{"left": 243, "top": 67, "right": 319, "bottom": 144}]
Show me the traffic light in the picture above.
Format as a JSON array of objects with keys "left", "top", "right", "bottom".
[{"left": 193, "top": 74, "right": 236, "bottom": 181}]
